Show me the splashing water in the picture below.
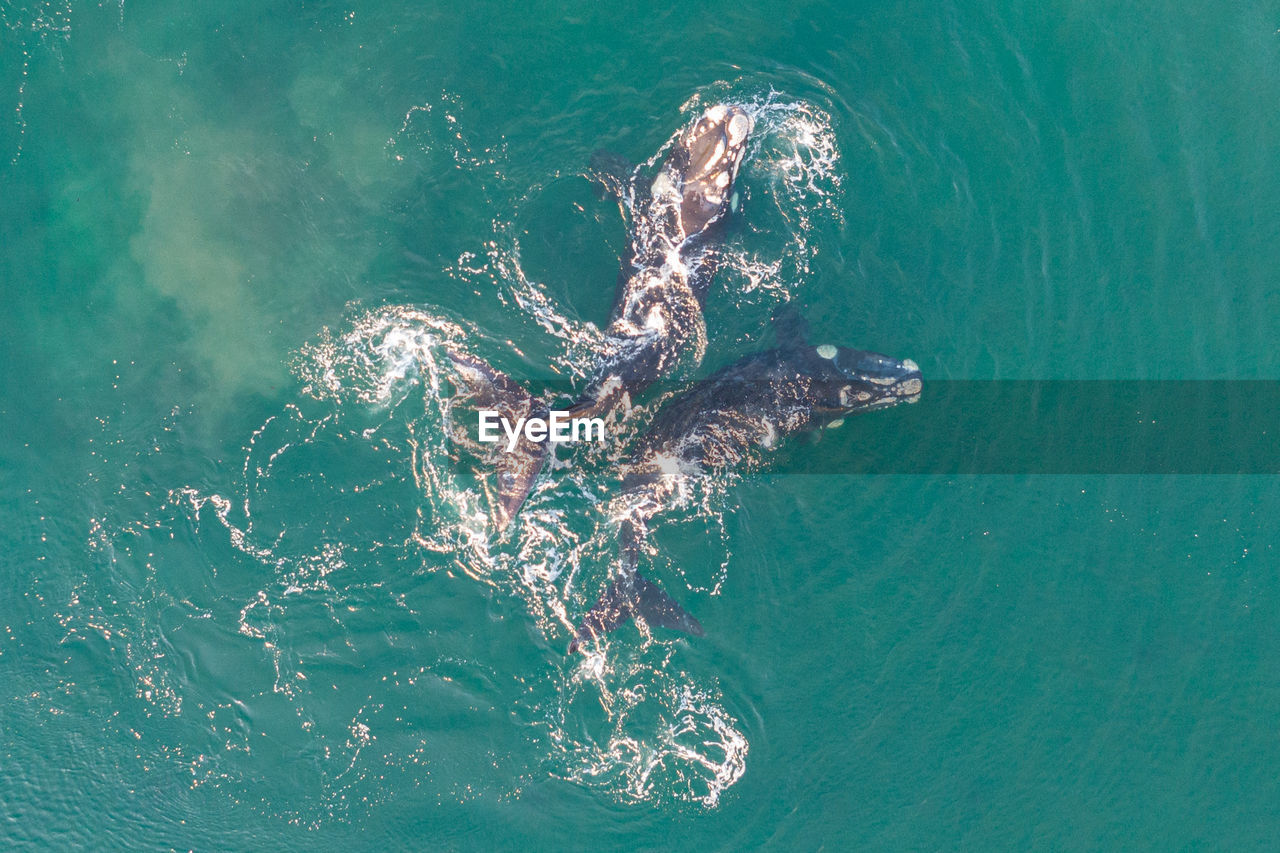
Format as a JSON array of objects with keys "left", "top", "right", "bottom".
[
  {"left": 284, "top": 301, "right": 750, "bottom": 809},
  {"left": 552, "top": 665, "right": 749, "bottom": 809},
  {"left": 60, "top": 82, "right": 848, "bottom": 814}
]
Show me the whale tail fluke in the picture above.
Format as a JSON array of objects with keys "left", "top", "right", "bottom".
[
  {"left": 569, "top": 517, "right": 703, "bottom": 653},
  {"left": 568, "top": 573, "right": 704, "bottom": 654},
  {"left": 446, "top": 348, "right": 550, "bottom": 530}
]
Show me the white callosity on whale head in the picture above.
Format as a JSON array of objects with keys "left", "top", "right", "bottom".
[
  {"left": 839, "top": 387, "right": 873, "bottom": 406},
  {"left": 758, "top": 418, "right": 779, "bottom": 449},
  {"left": 727, "top": 111, "right": 751, "bottom": 145},
  {"left": 816, "top": 344, "right": 837, "bottom": 360},
  {"left": 651, "top": 170, "right": 678, "bottom": 202},
  {"left": 708, "top": 139, "right": 726, "bottom": 168}
]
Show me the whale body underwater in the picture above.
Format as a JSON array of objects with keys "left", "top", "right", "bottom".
[{"left": 443, "top": 102, "right": 923, "bottom": 653}]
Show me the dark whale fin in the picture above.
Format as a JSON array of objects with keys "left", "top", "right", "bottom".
[
  {"left": 492, "top": 437, "right": 550, "bottom": 530},
  {"left": 568, "top": 574, "right": 704, "bottom": 654},
  {"left": 772, "top": 303, "right": 811, "bottom": 349},
  {"left": 567, "top": 506, "right": 706, "bottom": 653},
  {"left": 588, "top": 148, "right": 646, "bottom": 317},
  {"left": 587, "top": 149, "right": 638, "bottom": 202},
  {"left": 446, "top": 349, "right": 550, "bottom": 530}
]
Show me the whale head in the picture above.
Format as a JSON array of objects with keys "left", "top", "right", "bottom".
[
  {"left": 804, "top": 345, "right": 923, "bottom": 418},
  {"left": 662, "top": 104, "right": 753, "bottom": 240}
]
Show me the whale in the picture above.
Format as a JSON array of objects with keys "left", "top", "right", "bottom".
[
  {"left": 572, "top": 103, "right": 755, "bottom": 417},
  {"left": 484, "top": 104, "right": 755, "bottom": 528},
  {"left": 567, "top": 308, "right": 922, "bottom": 653}
]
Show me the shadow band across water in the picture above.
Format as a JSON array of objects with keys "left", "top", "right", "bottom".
[
  {"left": 473, "top": 379, "right": 1280, "bottom": 475},
  {"left": 780, "top": 380, "right": 1280, "bottom": 475}
]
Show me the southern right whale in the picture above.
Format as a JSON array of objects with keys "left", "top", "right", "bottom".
[
  {"left": 567, "top": 308, "right": 922, "bottom": 653},
  {"left": 482, "top": 104, "right": 755, "bottom": 528},
  {"left": 572, "top": 103, "right": 755, "bottom": 418}
]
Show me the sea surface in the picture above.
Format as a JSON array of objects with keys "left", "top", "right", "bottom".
[{"left": 4, "top": 1, "right": 1280, "bottom": 848}]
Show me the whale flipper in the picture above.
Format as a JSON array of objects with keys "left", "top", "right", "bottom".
[
  {"left": 772, "top": 303, "right": 811, "bottom": 349},
  {"left": 568, "top": 573, "right": 703, "bottom": 653},
  {"left": 447, "top": 349, "right": 550, "bottom": 530},
  {"left": 491, "top": 431, "right": 550, "bottom": 530},
  {"left": 588, "top": 148, "right": 639, "bottom": 202}
]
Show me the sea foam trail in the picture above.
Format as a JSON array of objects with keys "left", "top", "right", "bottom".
[{"left": 286, "top": 85, "right": 845, "bottom": 808}]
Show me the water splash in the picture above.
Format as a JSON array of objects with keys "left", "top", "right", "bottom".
[{"left": 554, "top": 669, "right": 749, "bottom": 808}]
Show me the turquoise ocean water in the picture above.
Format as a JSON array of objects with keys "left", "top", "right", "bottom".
[{"left": 4, "top": 1, "right": 1280, "bottom": 848}]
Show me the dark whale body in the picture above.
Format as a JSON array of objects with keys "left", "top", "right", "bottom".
[
  {"left": 484, "top": 105, "right": 755, "bottom": 528},
  {"left": 568, "top": 310, "right": 922, "bottom": 653}
]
